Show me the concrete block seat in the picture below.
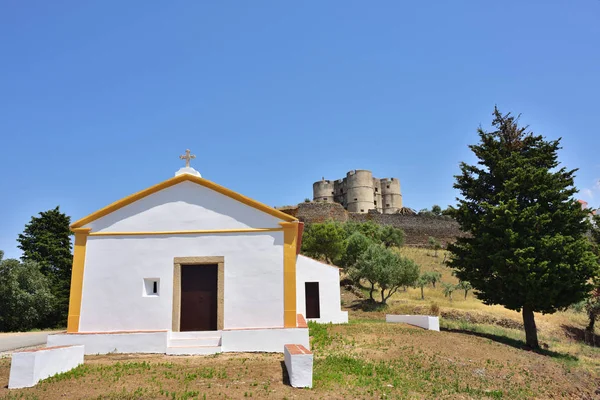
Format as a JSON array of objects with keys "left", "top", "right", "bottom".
[
  {"left": 9, "top": 345, "right": 84, "bottom": 389},
  {"left": 386, "top": 314, "right": 440, "bottom": 331},
  {"left": 284, "top": 344, "right": 313, "bottom": 388}
]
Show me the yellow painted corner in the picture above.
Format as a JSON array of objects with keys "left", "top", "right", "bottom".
[
  {"left": 66, "top": 229, "right": 90, "bottom": 333},
  {"left": 281, "top": 222, "right": 299, "bottom": 327}
]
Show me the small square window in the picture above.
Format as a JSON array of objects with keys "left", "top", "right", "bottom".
[
  {"left": 354, "top": 198, "right": 358, "bottom": 201},
  {"left": 387, "top": 185, "right": 390, "bottom": 189},
  {"left": 143, "top": 278, "right": 160, "bottom": 297},
  {"left": 360, "top": 209, "right": 364, "bottom": 212},
  {"left": 386, "top": 204, "right": 390, "bottom": 207}
]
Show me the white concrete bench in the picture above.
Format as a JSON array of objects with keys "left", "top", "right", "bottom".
[
  {"left": 284, "top": 344, "right": 313, "bottom": 388},
  {"left": 386, "top": 315, "right": 440, "bottom": 331},
  {"left": 9, "top": 345, "right": 84, "bottom": 389}
]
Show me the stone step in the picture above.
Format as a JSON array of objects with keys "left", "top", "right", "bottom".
[
  {"left": 169, "top": 331, "right": 222, "bottom": 340},
  {"left": 168, "top": 337, "right": 221, "bottom": 347},
  {"left": 166, "top": 346, "right": 222, "bottom": 356}
]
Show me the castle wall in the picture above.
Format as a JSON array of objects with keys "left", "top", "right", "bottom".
[
  {"left": 278, "top": 202, "right": 464, "bottom": 247},
  {"left": 372, "top": 179, "right": 382, "bottom": 212}
]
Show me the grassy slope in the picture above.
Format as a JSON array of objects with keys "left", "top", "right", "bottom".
[{"left": 344, "top": 247, "right": 600, "bottom": 374}]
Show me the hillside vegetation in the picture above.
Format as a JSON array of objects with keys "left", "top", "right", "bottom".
[{"left": 342, "top": 247, "right": 600, "bottom": 375}]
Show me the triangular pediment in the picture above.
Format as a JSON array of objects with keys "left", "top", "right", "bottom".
[{"left": 71, "top": 174, "right": 296, "bottom": 232}]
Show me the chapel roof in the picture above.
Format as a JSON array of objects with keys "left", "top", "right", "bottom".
[{"left": 70, "top": 172, "right": 298, "bottom": 229}]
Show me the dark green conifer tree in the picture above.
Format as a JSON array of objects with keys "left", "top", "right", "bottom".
[
  {"left": 448, "top": 108, "right": 597, "bottom": 349},
  {"left": 17, "top": 206, "right": 72, "bottom": 327}
]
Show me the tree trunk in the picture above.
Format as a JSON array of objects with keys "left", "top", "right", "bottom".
[
  {"left": 464, "top": 290, "right": 468, "bottom": 300},
  {"left": 587, "top": 312, "right": 595, "bottom": 333},
  {"left": 369, "top": 282, "right": 375, "bottom": 301},
  {"left": 522, "top": 306, "right": 540, "bottom": 349},
  {"left": 432, "top": 281, "right": 436, "bottom": 288},
  {"left": 381, "top": 289, "right": 386, "bottom": 304},
  {"left": 420, "top": 286, "right": 424, "bottom": 300}
]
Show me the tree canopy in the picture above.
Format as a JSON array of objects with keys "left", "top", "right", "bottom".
[
  {"left": 0, "top": 255, "right": 55, "bottom": 332},
  {"left": 301, "top": 220, "right": 347, "bottom": 264},
  {"left": 350, "top": 244, "right": 419, "bottom": 304},
  {"left": 17, "top": 206, "right": 72, "bottom": 327},
  {"left": 448, "top": 107, "right": 598, "bottom": 349}
]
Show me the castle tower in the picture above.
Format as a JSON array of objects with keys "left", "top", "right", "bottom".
[
  {"left": 380, "top": 178, "right": 402, "bottom": 214},
  {"left": 372, "top": 178, "right": 383, "bottom": 212},
  {"left": 312, "top": 178, "right": 334, "bottom": 203},
  {"left": 346, "top": 170, "right": 374, "bottom": 213}
]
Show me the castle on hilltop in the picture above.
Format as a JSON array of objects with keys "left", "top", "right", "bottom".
[{"left": 313, "top": 170, "right": 402, "bottom": 214}]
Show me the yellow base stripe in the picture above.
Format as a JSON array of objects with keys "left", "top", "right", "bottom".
[{"left": 67, "top": 229, "right": 91, "bottom": 333}]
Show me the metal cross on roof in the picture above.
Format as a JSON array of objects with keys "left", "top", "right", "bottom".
[{"left": 179, "top": 149, "right": 196, "bottom": 168}]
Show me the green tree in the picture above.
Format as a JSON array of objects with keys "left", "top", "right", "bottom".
[
  {"left": 585, "top": 213, "right": 600, "bottom": 337},
  {"left": 301, "top": 220, "right": 346, "bottom": 264},
  {"left": 457, "top": 280, "right": 473, "bottom": 300},
  {"left": 341, "top": 232, "right": 373, "bottom": 270},
  {"left": 428, "top": 236, "right": 442, "bottom": 257},
  {"left": 17, "top": 206, "right": 72, "bottom": 327},
  {"left": 422, "top": 270, "right": 442, "bottom": 288},
  {"left": 351, "top": 244, "right": 420, "bottom": 304},
  {"left": 416, "top": 273, "right": 433, "bottom": 300},
  {"left": 0, "top": 254, "right": 55, "bottom": 332},
  {"left": 431, "top": 205, "right": 442, "bottom": 216},
  {"left": 378, "top": 225, "right": 405, "bottom": 248},
  {"left": 442, "top": 282, "right": 456, "bottom": 302},
  {"left": 448, "top": 107, "right": 598, "bottom": 349},
  {"left": 343, "top": 221, "right": 381, "bottom": 241}
]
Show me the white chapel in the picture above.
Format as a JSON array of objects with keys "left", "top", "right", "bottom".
[{"left": 47, "top": 150, "right": 347, "bottom": 355}]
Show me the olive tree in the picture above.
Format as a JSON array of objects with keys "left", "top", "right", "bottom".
[{"left": 351, "top": 244, "right": 420, "bottom": 304}]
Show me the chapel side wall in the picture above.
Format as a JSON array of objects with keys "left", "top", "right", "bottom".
[
  {"left": 296, "top": 256, "right": 348, "bottom": 324},
  {"left": 78, "top": 232, "right": 285, "bottom": 332}
]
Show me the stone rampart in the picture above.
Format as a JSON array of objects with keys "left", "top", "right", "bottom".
[{"left": 278, "top": 202, "right": 464, "bottom": 247}]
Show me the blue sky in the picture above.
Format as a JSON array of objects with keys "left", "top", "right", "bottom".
[{"left": 1, "top": 1, "right": 599, "bottom": 259}]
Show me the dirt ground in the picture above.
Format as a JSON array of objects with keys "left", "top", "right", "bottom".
[{"left": 1, "top": 320, "right": 599, "bottom": 399}]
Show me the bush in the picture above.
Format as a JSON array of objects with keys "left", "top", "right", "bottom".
[{"left": 0, "top": 255, "right": 56, "bottom": 332}]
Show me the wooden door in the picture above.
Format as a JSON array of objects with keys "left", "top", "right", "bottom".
[
  {"left": 305, "top": 282, "right": 320, "bottom": 319},
  {"left": 180, "top": 265, "right": 218, "bottom": 331}
]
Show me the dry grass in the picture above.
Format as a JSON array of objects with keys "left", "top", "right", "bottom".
[{"left": 346, "top": 247, "right": 600, "bottom": 374}]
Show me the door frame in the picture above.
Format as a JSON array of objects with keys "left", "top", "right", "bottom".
[{"left": 172, "top": 256, "right": 224, "bottom": 332}]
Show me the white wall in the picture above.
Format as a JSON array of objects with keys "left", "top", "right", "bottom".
[
  {"left": 85, "top": 181, "right": 283, "bottom": 232},
  {"left": 296, "top": 256, "right": 348, "bottom": 324},
  {"left": 47, "top": 332, "right": 167, "bottom": 354},
  {"left": 221, "top": 328, "right": 309, "bottom": 353},
  {"left": 79, "top": 232, "right": 285, "bottom": 331}
]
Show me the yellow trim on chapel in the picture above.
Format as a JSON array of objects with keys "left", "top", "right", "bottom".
[
  {"left": 67, "top": 228, "right": 91, "bottom": 333},
  {"left": 70, "top": 173, "right": 297, "bottom": 229},
  {"left": 281, "top": 222, "right": 299, "bottom": 328},
  {"left": 88, "top": 227, "right": 283, "bottom": 236}
]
